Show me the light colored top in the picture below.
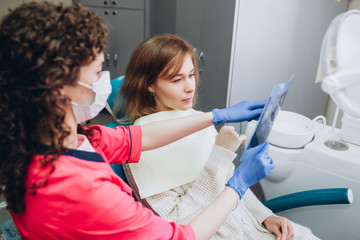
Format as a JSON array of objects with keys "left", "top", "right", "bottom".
[
  {"left": 124, "top": 111, "right": 320, "bottom": 239},
  {"left": 142, "top": 145, "right": 319, "bottom": 239},
  {"left": 77, "top": 134, "right": 95, "bottom": 152},
  {"left": 129, "top": 109, "right": 218, "bottom": 198}
]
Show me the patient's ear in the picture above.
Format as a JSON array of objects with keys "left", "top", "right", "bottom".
[{"left": 148, "top": 85, "right": 155, "bottom": 94}]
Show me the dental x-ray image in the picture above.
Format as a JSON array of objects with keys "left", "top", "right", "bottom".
[{"left": 247, "top": 75, "right": 294, "bottom": 149}]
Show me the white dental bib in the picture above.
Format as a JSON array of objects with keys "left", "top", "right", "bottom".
[{"left": 127, "top": 109, "right": 217, "bottom": 199}]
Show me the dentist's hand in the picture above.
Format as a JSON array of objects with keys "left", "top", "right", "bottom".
[
  {"left": 226, "top": 142, "right": 274, "bottom": 198},
  {"left": 212, "top": 100, "right": 266, "bottom": 125}
]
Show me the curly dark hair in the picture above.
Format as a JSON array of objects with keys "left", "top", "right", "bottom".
[{"left": 0, "top": 2, "right": 107, "bottom": 214}]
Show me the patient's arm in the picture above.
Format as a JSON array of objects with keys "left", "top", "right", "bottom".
[
  {"left": 143, "top": 126, "right": 242, "bottom": 224},
  {"left": 144, "top": 144, "right": 236, "bottom": 224},
  {"left": 243, "top": 188, "right": 274, "bottom": 224},
  {"left": 190, "top": 186, "right": 238, "bottom": 240},
  {"left": 144, "top": 126, "right": 273, "bottom": 225}
]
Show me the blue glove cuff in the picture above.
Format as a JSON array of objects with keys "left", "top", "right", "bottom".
[
  {"left": 212, "top": 108, "right": 224, "bottom": 125},
  {"left": 226, "top": 181, "right": 248, "bottom": 199}
]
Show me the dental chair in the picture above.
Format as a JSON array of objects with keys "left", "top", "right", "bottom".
[
  {"left": 105, "top": 75, "right": 129, "bottom": 184},
  {"left": 106, "top": 75, "right": 353, "bottom": 214},
  {"left": 105, "top": 75, "right": 125, "bottom": 129}
]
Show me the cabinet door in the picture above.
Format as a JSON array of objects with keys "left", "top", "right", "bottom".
[
  {"left": 79, "top": 0, "right": 111, "bottom": 8},
  {"left": 111, "top": 0, "right": 144, "bottom": 10},
  {"left": 84, "top": 6, "right": 145, "bottom": 78},
  {"left": 80, "top": 0, "right": 144, "bottom": 10},
  {"left": 108, "top": 9, "right": 145, "bottom": 78},
  {"left": 87, "top": 7, "right": 114, "bottom": 74}
]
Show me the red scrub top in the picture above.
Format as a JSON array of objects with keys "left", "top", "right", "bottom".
[{"left": 10, "top": 125, "right": 195, "bottom": 240}]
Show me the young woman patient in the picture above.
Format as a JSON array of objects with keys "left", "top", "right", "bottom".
[{"left": 114, "top": 34, "right": 319, "bottom": 240}]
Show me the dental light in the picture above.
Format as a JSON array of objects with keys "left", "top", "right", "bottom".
[{"left": 318, "top": 9, "right": 360, "bottom": 146}]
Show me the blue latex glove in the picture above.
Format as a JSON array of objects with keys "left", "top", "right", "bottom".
[
  {"left": 212, "top": 100, "right": 266, "bottom": 125},
  {"left": 226, "top": 142, "right": 274, "bottom": 198}
]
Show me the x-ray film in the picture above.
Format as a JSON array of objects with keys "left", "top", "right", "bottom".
[{"left": 247, "top": 75, "right": 294, "bottom": 149}]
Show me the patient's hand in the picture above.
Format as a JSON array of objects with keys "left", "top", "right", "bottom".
[
  {"left": 263, "top": 215, "right": 294, "bottom": 240},
  {"left": 215, "top": 126, "right": 246, "bottom": 152}
]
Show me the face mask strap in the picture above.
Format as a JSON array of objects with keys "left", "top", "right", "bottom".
[
  {"left": 77, "top": 81, "right": 93, "bottom": 90},
  {"left": 71, "top": 101, "right": 78, "bottom": 107}
]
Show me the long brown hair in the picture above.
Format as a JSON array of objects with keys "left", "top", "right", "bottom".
[
  {"left": 0, "top": 2, "right": 107, "bottom": 213},
  {"left": 114, "top": 34, "right": 200, "bottom": 123}
]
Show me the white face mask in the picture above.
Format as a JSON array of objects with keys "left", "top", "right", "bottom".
[{"left": 72, "top": 71, "right": 112, "bottom": 123}]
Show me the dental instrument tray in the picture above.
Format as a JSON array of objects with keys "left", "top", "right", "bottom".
[{"left": 247, "top": 74, "right": 293, "bottom": 149}]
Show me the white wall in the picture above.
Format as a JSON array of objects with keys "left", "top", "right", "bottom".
[{"left": 228, "top": 0, "right": 348, "bottom": 135}]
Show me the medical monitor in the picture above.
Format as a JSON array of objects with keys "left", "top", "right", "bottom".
[{"left": 247, "top": 75, "right": 294, "bottom": 149}]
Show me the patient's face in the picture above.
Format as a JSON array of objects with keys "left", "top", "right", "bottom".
[{"left": 149, "top": 54, "right": 195, "bottom": 112}]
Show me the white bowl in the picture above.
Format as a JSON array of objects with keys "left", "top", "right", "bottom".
[{"left": 268, "top": 110, "right": 315, "bottom": 148}]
